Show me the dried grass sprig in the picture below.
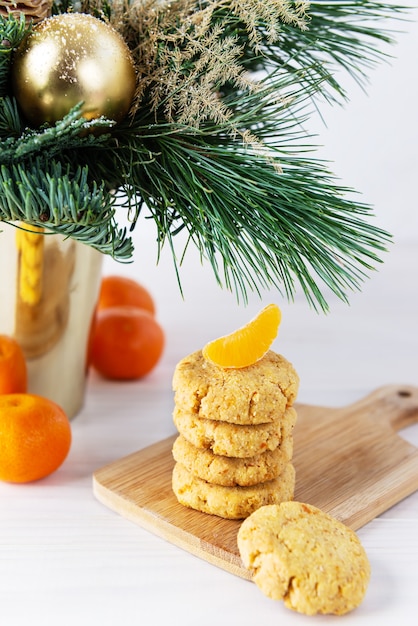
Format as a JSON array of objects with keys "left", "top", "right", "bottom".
[{"left": 108, "top": 0, "right": 308, "bottom": 126}]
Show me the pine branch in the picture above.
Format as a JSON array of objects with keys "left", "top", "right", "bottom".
[
  {"left": 32, "top": 62, "right": 391, "bottom": 311},
  {"left": 90, "top": 70, "right": 390, "bottom": 310},
  {"left": 115, "top": 127, "right": 390, "bottom": 311},
  {"left": 0, "top": 159, "right": 133, "bottom": 259}
]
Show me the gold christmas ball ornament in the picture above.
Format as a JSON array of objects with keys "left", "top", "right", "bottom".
[{"left": 11, "top": 13, "right": 137, "bottom": 127}]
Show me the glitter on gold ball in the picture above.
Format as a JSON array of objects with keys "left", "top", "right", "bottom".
[{"left": 11, "top": 13, "right": 137, "bottom": 127}]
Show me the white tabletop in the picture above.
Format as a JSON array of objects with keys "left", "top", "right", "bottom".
[{"left": 1, "top": 226, "right": 417, "bottom": 626}]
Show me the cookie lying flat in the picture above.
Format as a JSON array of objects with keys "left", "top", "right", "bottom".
[
  {"left": 172, "top": 462, "right": 295, "bottom": 519},
  {"left": 173, "top": 350, "right": 299, "bottom": 425},
  {"left": 172, "top": 435, "right": 293, "bottom": 487},
  {"left": 237, "top": 502, "right": 371, "bottom": 616},
  {"left": 173, "top": 407, "right": 297, "bottom": 458}
]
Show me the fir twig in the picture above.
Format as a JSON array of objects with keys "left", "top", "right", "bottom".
[
  {"left": 0, "top": 159, "right": 133, "bottom": 259},
  {"left": 0, "top": 101, "right": 115, "bottom": 162}
]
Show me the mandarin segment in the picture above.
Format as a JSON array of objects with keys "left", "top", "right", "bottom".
[{"left": 202, "top": 304, "right": 281, "bottom": 368}]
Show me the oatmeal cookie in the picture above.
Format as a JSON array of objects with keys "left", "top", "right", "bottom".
[
  {"left": 172, "top": 435, "right": 293, "bottom": 487},
  {"left": 237, "top": 502, "right": 371, "bottom": 615},
  {"left": 172, "top": 462, "right": 295, "bottom": 519},
  {"left": 173, "top": 406, "right": 296, "bottom": 458},
  {"left": 173, "top": 350, "right": 299, "bottom": 425}
]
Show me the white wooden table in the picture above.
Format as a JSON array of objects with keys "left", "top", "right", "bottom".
[{"left": 1, "top": 228, "right": 417, "bottom": 626}]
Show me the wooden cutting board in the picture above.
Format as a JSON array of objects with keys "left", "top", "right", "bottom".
[{"left": 93, "top": 384, "right": 418, "bottom": 580}]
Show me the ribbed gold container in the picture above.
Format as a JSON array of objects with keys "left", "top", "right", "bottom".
[{"left": 0, "top": 222, "right": 102, "bottom": 418}]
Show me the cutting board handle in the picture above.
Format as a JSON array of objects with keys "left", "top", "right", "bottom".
[{"left": 363, "top": 384, "right": 418, "bottom": 432}]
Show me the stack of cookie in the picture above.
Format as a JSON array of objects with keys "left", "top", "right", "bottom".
[{"left": 171, "top": 349, "right": 299, "bottom": 519}]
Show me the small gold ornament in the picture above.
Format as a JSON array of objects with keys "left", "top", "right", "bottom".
[{"left": 11, "top": 13, "right": 136, "bottom": 126}]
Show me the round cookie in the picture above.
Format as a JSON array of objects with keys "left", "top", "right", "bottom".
[
  {"left": 172, "top": 350, "right": 299, "bottom": 425},
  {"left": 172, "top": 462, "right": 295, "bottom": 520},
  {"left": 237, "top": 502, "right": 371, "bottom": 615},
  {"left": 173, "top": 407, "right": 296, "bottom": 458},
  {"left": 172, "top": 435, "right": 293, "bottom": 487}
]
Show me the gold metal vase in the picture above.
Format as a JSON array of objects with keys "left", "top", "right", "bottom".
[{"left": 0, "top": 222, "right": 103, "bottom": 418}]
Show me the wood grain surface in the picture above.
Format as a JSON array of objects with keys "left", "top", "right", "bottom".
[{"left": 93, "top": 384, "right": 418, "bottom": 580}]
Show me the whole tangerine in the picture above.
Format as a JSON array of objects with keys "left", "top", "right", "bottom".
[
  {"left": 90, "top": 306, "right": 164, "bottom": 380},
  {"left": 97, "top": 275, "right": 156, "bottom": 315},
  {"left": 0, "top": 335, "right": 28, "bottom": 394},
  {"left": 0, "top": 394, "right": 72, "bottom": 483}
]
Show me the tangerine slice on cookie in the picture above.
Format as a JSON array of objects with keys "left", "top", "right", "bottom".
[{"left": 202, "top": 303, "right": 281, "bottom": 369}]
